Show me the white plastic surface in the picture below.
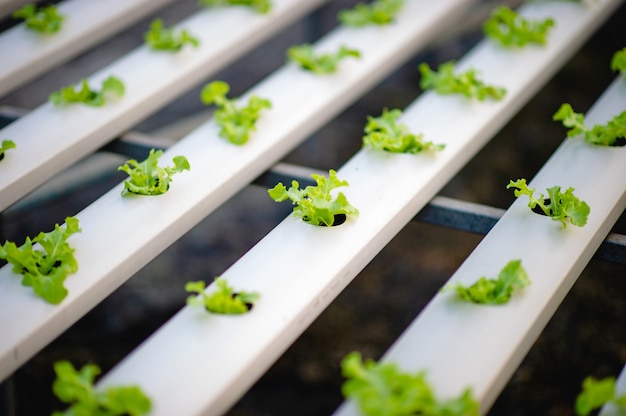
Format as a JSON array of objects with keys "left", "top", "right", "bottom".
[
  {"left": 0, "top": 0, "right": 475, "bottom": 387},
  {"left": 0, "top": 0, "right": 326, "bottom": 212},
  {"left": 334, "top": 56, "right": 626, "bottom": 416},
  {"left": 0, "top": 0, "right": 176, "bottom": 97},
  {"left": 97, "top": 1, "right": 622, "bottom": 415}
]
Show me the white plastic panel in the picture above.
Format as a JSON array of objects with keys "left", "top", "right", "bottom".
[
  {"left": 334, "top": 59, "right": 626, "bottom": 416},
  {"left": 0, "top": 0, "right": 177, "bottom": 96},
  {"left": 0, "top": 0, "right": 327, "bottom": 212},
  {"left": 97, "top": 1, "right": 623, "bottom": 415},
  {"left": 0, "top": 0, "right": 476, "bottom": 387}
]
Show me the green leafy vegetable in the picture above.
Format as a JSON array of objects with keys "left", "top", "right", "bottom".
[
  {"left": 575, "top": 376, "right": 626, "bottom": 416},
  {"left": 200, "top": 80, "right": 271, "bottom": 145},
  {"left": 553, "top": 103, "right": 626, "bottom": 146},
  {"left": 287, "top": 44, "right": 361, "bottom": 74},
  {"left": 341, "top": 351, "right": 480, "bottom": 416},
  {"left": 611, "top": 47, "right": 626, "bottom": 74},
  {"left": 144, "top": 18, "right": 199, "bottom": 51},
  {"left": 441, "top": 260, "right": 530, "bottom": 305},
  {"left": 0, "top": 217, "right": 81, "bottom": 304},
  {"left": 337, "top": 0, "right": 404, "bottom": 27},
  {"left": 13, "top": 3, "right": 64, "bottom": 34},
  {"left": 198, "top": 0, "right": 271, "bottom": 14},
  {"left": 483, "top": 6, "right": 554, "bottom": 48},
  {"left": 362, "top": 108, "right": 445, "bottom": 153},
  {"left": 186, "top": 277, "right": 259, "bottom": 314},
  {"left": 49, "top": 76, "right": 125, "bottom": 107},
  {"left": 507, "top": 178, "right": 590, "bottom": 228},
  {"left": 118, "top": 149, "right": 190, "bottom": 196},
  {"left": 268, "top": 169, "right": 359, "bottom": 226},
  {"left": 419, "top": 61, "right": 506, "bottom": 101},
  {"left": 52, "top": 360, "right": 151, "bottom": 416},
  {"left": 0, "top": 139, "right": 16, "bottom": 161}
]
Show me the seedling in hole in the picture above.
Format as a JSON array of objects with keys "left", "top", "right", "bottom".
[
  {"left": 441, "top": 259, "right": 530, "bottom": 305},
  {"left": 13, "top": 3, "right": 64, "bottom": 34},
  {"left": 287, "top": 44, "right": 361, "bottom": 74},
  {"left": 611, "top": 47, "right": 626, "bottom": 75},
  {"left": 268, "top": 169, "right": 359, "bottom": 226},
  {"left": 483, "top": 6, "right": 555, "bottom": 48},
  {"left": 118, "top": 149, "right": 190, "bottom": 196},
  {"left": 341, "top": 351, "right": 480, "bottom": 416},
  {"left": 507, "top": 178, "right": 590, "bottom": 228},
  {"left": 186, "top": 277, "right": 259, "bottom": 314},
  {"left": 198, "top": 0, "right": 271, "bottom": 14},
  {"left": 575, "top": 375, "right": 626, "bottom": 416},
  {"left": 362, "top": 108, "right": 445, "bottom": 153},
  {"left": 419, "top": 61, "right": 506, "bottom": 101},
  {"left": 0, "top": 140, "right": 16, "bottom": 161},
  {"left": 49, "top": 76, "right": 125, "bottom": 107},
  {"left": 553, "top": 103, "right": 626, "bottom": 146},
  {"left": 0, "top": 217, "right": 81, "bottom": 304},
  {"left": 338, "top": 0, "right": 404, "bottom": 27},
  {"left": 200, "top": 80, "right": 271, "bottom": 145},
  {"left": 52, "top": 360, "right": 151, "bottom": 416},
  {"left": 144, "top": 18, "right": 199, "bottom": 51}
]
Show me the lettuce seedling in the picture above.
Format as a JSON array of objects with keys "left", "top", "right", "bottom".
[
  {"left": 507, "top": 178, "right": 590, "bottom": 228},
  {"left": 575, "top": 376, "right": 626, "bottom": 416},
  {"left": 611, "top": 47, "right": 626, "bottom": 75},
  {"left": 49, "top": 76, "right": 125, "bottom": 107},
  {"left": 0, "top": 139, "right": 16, "bottom": 161},
  {"left": 441, "top": 259, "right": 530, "bottom": 305},
  {"left": 200, "top": 80, "right": 271, "bottom": 145},
  {"left": 419, "top": 61, "right": 506, "bottom": 101},
  {"left": 118, "top": 149, "right": 190, "bottom": 196},
  {"left": 553, "top": 103, "right": 626, "bottom": 146},
  {"left": 52, "top": 360, "right": 151, "bottom": 416},
  {"left": 198, "top": 0, "right": 271, "bottom": 14},
  {"left": 186, "top": 277, "right": 259, "bottom": 314},
  {"left": 13, "top": 3, "right": 65, "bottom": 34},
  {"left": 144, "top": 19, "right": 199, "bottom": 51},
  {"left": 287, "top": 44, "right": 361, "bottom": 75},
  {"left": 337, "top": 0, "right": 404, "bottom": 27},
  {"left": 341, "top": 352, "right": 480, "bottom": 416},
  {"left": 362, "top": 108, "right": 445, "bottom": 153},
  {"left": 0, "top": 217, "right": 81, "bottom": 304},
  {"left": 483, "top": 6, "right": 555, "bottom": 48},
  {"left": 268, "top": 169, "right": 359, "bottom": 226}
]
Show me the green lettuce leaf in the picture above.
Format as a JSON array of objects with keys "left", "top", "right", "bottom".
[
  {"left": 483, "top": 6, "right": 554, "bottom": 48},
  {"left": 144, "top": 19, "right": 199, "bottom": 51},
  {"left": 287, "top": 44, "right": 361, "bottom": 74},
  {"left": 118, "top": 149, "right": 190, "bottom": 196},
  {"left": 419, "top": 61, "right": 506, "bottom": 101},
  {"left": 554, "top": 103, "right": 626, "bottom": 146},
  {"left": 13, "top": 3, "right": 64, "bottom": 34},
  {"left": 186, "top": 277, "right": 259, "bottom": 314},
  {"left": 338, "top": 0, "right": 404, "bottom": 27},
  {"left": 198, "top": 0, "right": 271, "bottom": 14},
  {"left": 49, "top": 76, "right": 125, "bottom": 107}
]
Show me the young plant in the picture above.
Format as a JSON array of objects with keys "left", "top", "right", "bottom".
[
  {"left": 337, "top": 0, "right": 404, "bottom": 27},
  {"left": 341, "top": 351, "right": 480, "bottom": 416},
  {"left": 13, "top": 3, "right": 65, "bottom": 34},
  {"left": 419, "top": 61, "right": 506, "bottom": 101},
  {"left": 144, "top": 18, "right": 199, "bottom": 51},
  {"left": 49, "top": 76, "right": 125, "bottom": 107},
  {"left": 611, "top": 47, "right": 626, "bottom": 74},
  {"left": 507, "top": 178, "right": 590, "bottom": 228},
  {"left": 200, "top": 80, "right": 271, "bottom": 145},
  {"left": 483, "top": 6, "right": 555, "bottom": 48},
  {"left": 185, "top": 277, "right": 259, "bottom": 314},
  {"left": 441, "top": 259, "right": 530, "bottom": 305},
  {"left": 118, "top": 149, "right": 190, "bottom": 196},
  {"left": 52, "top": 360, "right": 151, "bottom": 416},
  {"left": 287, "top": 44, "right": 361, "bottom": 75},
  {"left": 575, "top": 376, "right": 626, "bottom": 416},
  {"left": 362, "top": 108, "right": 445, "bottom": 154},
  {"left": 0, "top": 139, "right": 16, "bottom": 161},
  {"left": 198, "top": 0, "right": 271, "bottom": 14},
  {"left": 553, "top": 103, "right": 626, "bottom": 146},
  {"left": 268, "top": 169, "right": 359, "bottom": 226},
  {"left": 0, "top": 217, "right": 81, "bottom": 304}
]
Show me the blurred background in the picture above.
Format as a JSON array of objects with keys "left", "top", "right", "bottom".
[{"left": 1, "top": 0, "right": 625, "bottom": 414}]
